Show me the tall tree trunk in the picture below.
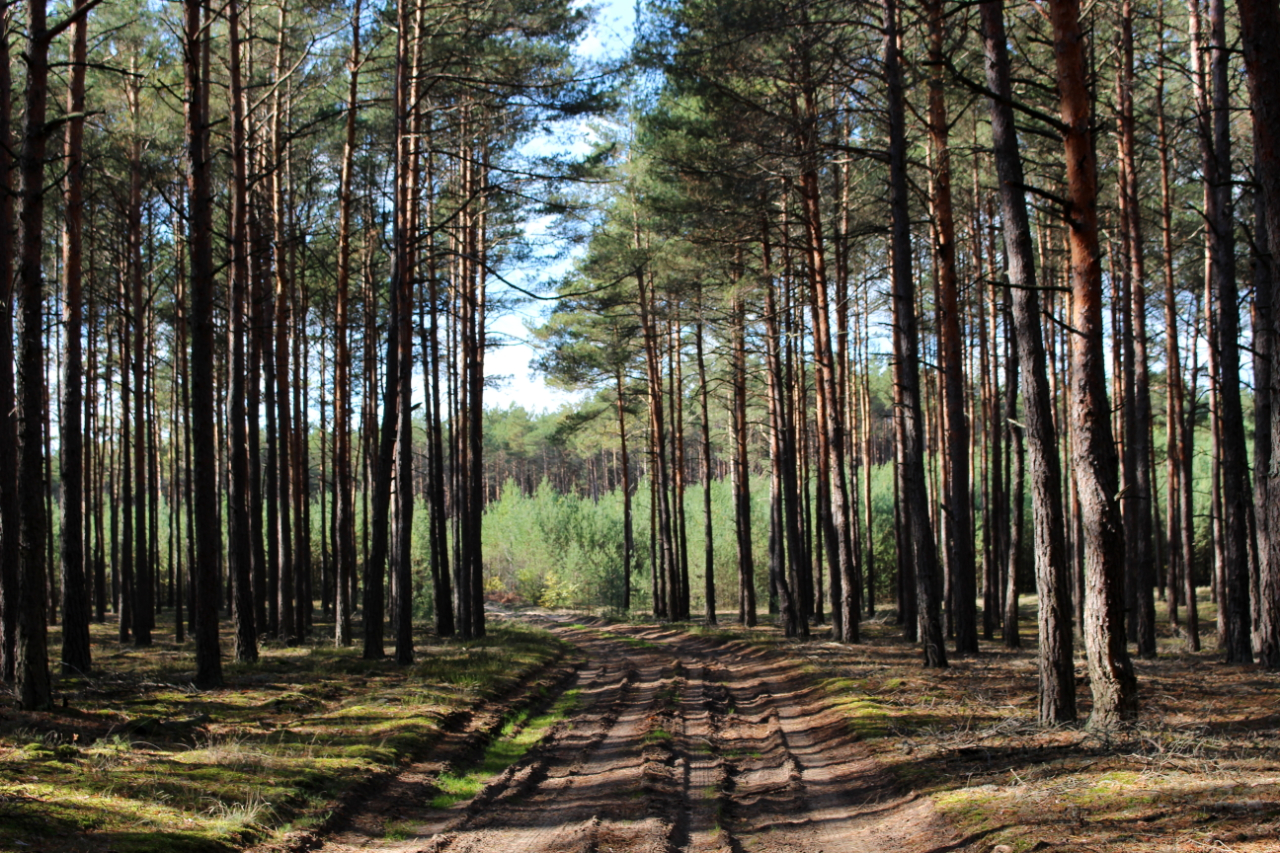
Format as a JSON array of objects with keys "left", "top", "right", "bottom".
[
  {"left": 926, "top": 0, "right": 978, "bottom": 655},
  {"left": 1206, "top": 0, "right": 1254, "bottom": 663},
  {"left": 228, "top": 0, "right": 257, "bottom": 661},
  {"left": 0, "top": 0, "right": 18, "bottom": 686},
  {"left": 1046, "top": 0, "right": 1138, "bottom": 725},
  {"left": 982, "top": 0, "right": 1077, "bottom": 722},
  {"left": 174, "top": 220, "right": 190, "bottom": 643},
  {"left": 886, "top": 0, "right": 945, "bottom": 666},
  {"left": 391, "top": 0, "right": 415, "bottom": 664},
  {"left": 364, "top": 272, "right": 396, "bottom": 658},
  {"left": 119, "top": 272, "right": 134, "bottom": 643},
  {"left": 13, "top": 0, "right": 65, "bottom": 710},
  {"left": 464, "top": 150, "right": 488, "bottom": 639},
  {"left": 730, "top": 290, "right": 757, "bottom": 627},
  {"left": 334, "top": 0, "right": 361, "bottom": 648},
  {"left": 1252, "top": 141, "right": 1272, "bottom": 656},
  {"left": 617, "top": 367, "right": 633, "bottom": 611},
  {"left": 638, "top": 264, "right": 673, "bottom": 621},
  {"left": 796, "top": 115, "right": 858, "bottom": 641},
  {"left": 423, "top": 128, "right": 454, "bottom": 636},
  {"left": 129, "top": 80, "right": 152, "bottom": 649},
  {"left": 696, "top": 320, "right": 716, "bottom": 625},
  {"left": 272, "top": 18, "right": 296, "bottom": 643},
  {"left": 671, "top": 323, "right": 690, "bottom": 620},
  {"left": 186, "top": 0, "right": 224, "bottom": 690},
  {"left": 1117, "top": 0, "right": 1157, "bottom": 658},
  {"left": 1236, "top": 0, "right": 1280, "bottom": 669},
  {"left": 1002, "top": 284, "right": 1023, "bottom": 650},
  {"left": 1183, "top": 320, "right": 1203, "bottom": 650},
  {"left": 60, "top": 9, "right": 92, "bottom": 675},
  {"left": 763, "top": 228, "right": 808, "bottom": 637},
  {"left": 1156, "top": 0, "right": 1185, "bottom": 630}
]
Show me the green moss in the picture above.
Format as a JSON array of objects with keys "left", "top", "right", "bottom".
[
  {"left": 4, "top": 618, "right": 566, "bottom": 852},
  {"left": 428, "top": 689, "right": 581, "bottom": 810}
]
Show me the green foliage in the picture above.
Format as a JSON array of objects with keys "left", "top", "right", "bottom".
[{"left": 483, "top": 480, "right": 636, "bottom": 608}]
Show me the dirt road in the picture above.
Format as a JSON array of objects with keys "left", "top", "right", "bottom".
[{"left": 301, "top": 617, "right": 962, "bottom": 853}]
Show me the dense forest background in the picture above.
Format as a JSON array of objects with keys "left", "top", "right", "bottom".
[{"left": 2, "top": 0, "right": 1280, "bottom": 734}]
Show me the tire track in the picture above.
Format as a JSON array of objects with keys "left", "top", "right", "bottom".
[
  {"left": 284, "top": 620, "right": 961, "bottom": 853},
  {"left": 424, "top": 650, "right": 646, "bottom": 851},
  {"left": 429, "top": 625, "right": 681, "bottom": 852}
]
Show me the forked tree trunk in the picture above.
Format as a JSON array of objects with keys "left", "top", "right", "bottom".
[{"left": 762, "top": 229, "right": 807, "bottom": 638}]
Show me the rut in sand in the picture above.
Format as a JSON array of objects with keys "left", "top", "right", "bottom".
[{"left": 285, "top": 616, "right": 962, "bottom": 853}]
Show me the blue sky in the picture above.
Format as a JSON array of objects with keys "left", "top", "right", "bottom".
[{"left": 484, "top": 0, "right": 636, "bottom": 412}]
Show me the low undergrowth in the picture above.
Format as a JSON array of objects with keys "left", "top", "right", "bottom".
[{"left": 0, "top": 616, "right": 568, "bottom": 853}]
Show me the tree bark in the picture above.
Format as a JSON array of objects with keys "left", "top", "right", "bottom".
[
  {"left": 60, "top": 9, "right": 92, "bottom": 676},
  {"left": 981, "top": 0, "right": 1077, "bottom": 722},
  {"left": 1207, "top": 0, "right": 1253, "bottom": 663},
  {"left": 271, "top": 7, "right": 296, "bottom": 643},
  {"left": 1236, "top": 0, "right": 1280, "bottom": 669},
  {"left": 186, "top": 0, "right": 224, "bottom": 690},
  {"left": 13, "top": 0, "right": 65, "bottom": 709},
  {"left": 334, "top": 0, "right": 361, "bottom": 647},
  {"left": 1116, "top": 0, "right": 1157, "bottom": 658},
  {"left": 391, "top": 0, "right": 415, "bottom": 664},
  {"left": 886, "top": 0, "right": 945, "bottom": 666},
  {"left": 1156, "top": 0, "right": 1185, "bottom": 630},
  {"left": 926, "top": 0, "right": 978, "bottom": 656},
  {"left": 423, "top": 126, "right": 454, "bottom": 636},
  {"left": 1046, "top": 0, "right": 1138, "bottom": 725},
  {"left": 0, "top": 0, "right": 18, "bottom": 686},
  {"left": 228, "top": 0, "right": 258, "bottom": 661},
  {"left": 696, "top": 320, "right": 716, "bottom": 625},
  {"left": 128, "top": 76, "right": 152, "bottom": 649},
  {"left": 617, "top": 367, "right": 633, "bottom": 611},
  {"left": 730, "top": 290, "right": 757, "bottom": 627}
]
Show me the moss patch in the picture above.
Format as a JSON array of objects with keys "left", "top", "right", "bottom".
[{"left": 1, "top": 617, "right": 567, "bottom": 853}]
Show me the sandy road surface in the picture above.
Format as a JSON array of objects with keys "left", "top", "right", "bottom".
[{"left": 299, "top": 617, "right": 963, "bottom": 853}]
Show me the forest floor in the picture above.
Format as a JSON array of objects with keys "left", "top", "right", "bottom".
[
  {"left": 2, "top": 598, "right": 1278, "bottom": 853},
  {"left": 692, "top": 603, "right": 1280, "bottom": 853},
  {"left": 0, "top": 615, "right": 574, "bottom": 853}
]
